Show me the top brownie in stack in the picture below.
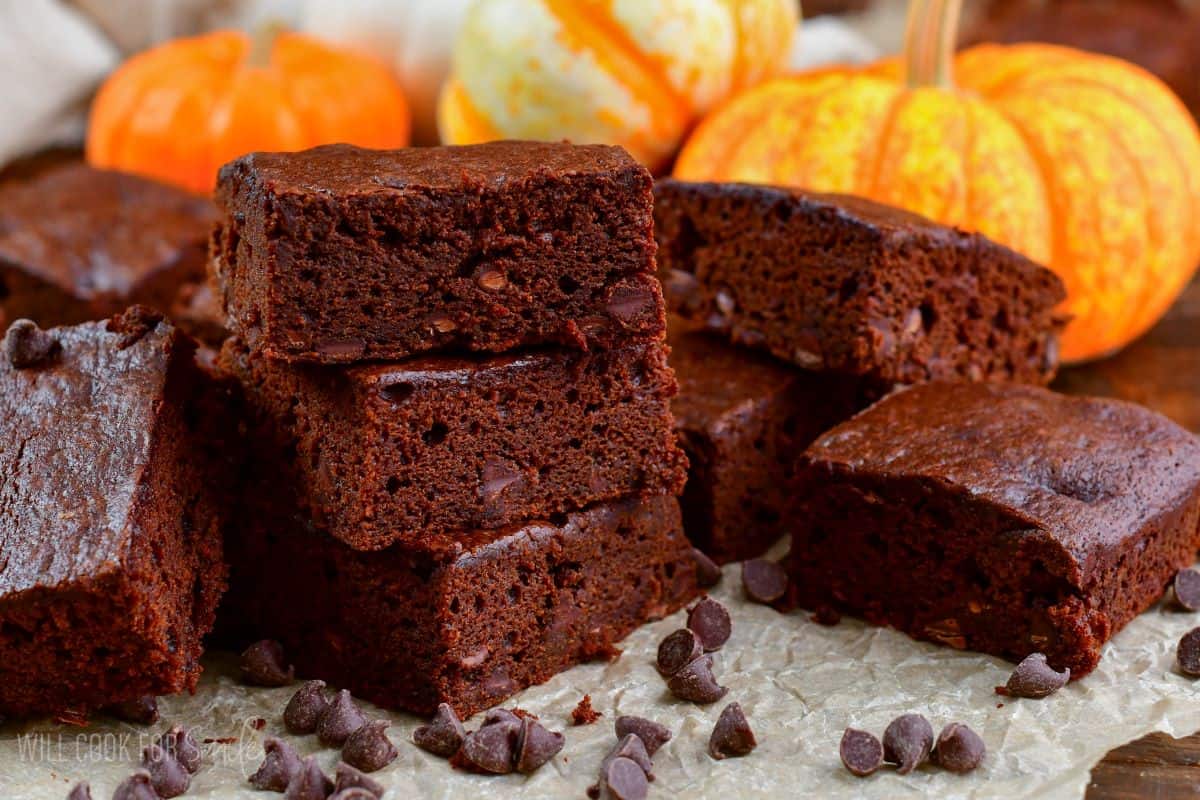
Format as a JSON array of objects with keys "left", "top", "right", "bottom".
[
  {"left": 0, "top": 164, "right": 217, "bottom": 332},
  {"left": 655, "top": 180, "right": 1068, "bottom": 387},
  {"left": 213, "top": 141, "right": 665, "bottom": 363}
]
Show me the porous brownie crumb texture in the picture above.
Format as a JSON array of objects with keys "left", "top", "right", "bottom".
[
  {"left": 0, "top": 322, "right": 227, "bottom": 716},
  {"left": 220, "top": 495, "right": 699, "bottom": 717},
  {"left": 670, "top": 324, "right": 868, "bottom": 563},
  {"left": 655, "top": 180, "right": 1067, "bottom": 385},
  {"left": 789, "top": 383, "right": 1200, "bottom": 677},
  {"left": 222, "top": 337, "right": 688, "bottom": 551},
  {"left": 212, "top": 142, "right": 665, "bottom": 363}
]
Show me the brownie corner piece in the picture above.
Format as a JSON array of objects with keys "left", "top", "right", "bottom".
[
  {"left": 212, "top": 141, "right": 664, "bottom": 363},
  {"left": 0, "top": 313, "right": 227, "bottom": 717},
  {"left": 654, "top": 179, "right": 1067, "bottom": 386},
  {"left": 789, "top": 382, "right": 1200, "bottom": 677}
]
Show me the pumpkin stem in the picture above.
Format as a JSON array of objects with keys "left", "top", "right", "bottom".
[
  {"left": 248, "top": 20, "right": 287, "bottom": 68},
  {"left": 904, "top": 0, "right": 961, "bottom": 89}
]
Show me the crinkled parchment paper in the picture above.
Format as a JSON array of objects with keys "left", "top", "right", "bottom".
[{"left": 5, "top": 551, "right": 1199, "bottom": 800}]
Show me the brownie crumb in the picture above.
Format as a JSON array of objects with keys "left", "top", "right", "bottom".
[
  {"left": 666, "top": 654, "right": 727, "bottom": 704},
  {"left": 3, "top": 319, "right": 59, "bottom": 369},
  {"left": 413, "top": 703, "right": 466, "bottom": 758},
  {"left": 1178, "top": 627, "right": 1200, "bottom": 676},
  {"left": 882, "top": 714, "right": 933, "bottom": 775},
  {"left": 239, "top": 639, "right": 294, "bottom": 687},
  {"left": 1000, "top": 653, "right": 1070, "bottom": 698},
  {"left": 203, "top": 737, "right": 238, "bottom": 745},
  {"left": 572, "top": 694, "right": 602, "bottom": 725},
  {"left": 141, "top": 742, "right": 190, "bottom": 798},
  {"left": 934, "top": 723, "right": 986, "bottom": 773},
  {"left": 687, "top": 597, "right": 732, "bottom": 651},
  {"left": 106, "top": 305, "right": 165, "bottom": 350},
  {"left": 811, "top": 605, "right": 842, "bottom": 626},
  {"left": 284, "top": 680, "right": 329, "bottom": 734},
  {"left": 317, "top": 690, "right": 368, "bottom": 747},
  {"left": 743, "top": 559, "right": 789, "bottom": 604},
  {"left": 657, "top": 628, "right": 704, "bottom": 676},
  {"left": 1173, "top": 569, "right": 1200, "bottom": 612},
  {"left": 840, "top": 728, "right": 883, "bottom": 777},
  {"left": 111, "top": 770, "right": 157, "bottom": 800},
  {"left": 249, "top": 736, "right": 302, "bottom": 792},
  {"left": 614, "top": 716, "right": 672, "bottom": 756},
  {"left": 708, "top": 702, "right": 756, "bottom": 760},
  {"left": 285, "top": 756, "right": 333, "bottom": 800},
  {"left": 105, "top": 695, "right": 159, "bottom": 725},
  {"left": 334, "top": 761, "right": 385, "bottom": 797},
  {"left": 251, "top": 718, "right": 266, "bottom": 730}
]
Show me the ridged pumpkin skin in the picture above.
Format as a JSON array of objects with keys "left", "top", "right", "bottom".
[
  {"left": 675, "top": 44, "right": 1200, "bottom": 362},
  {"left": 87, "top": 31, "right": 411, "bottom": 193},
  {"left": 437, "top": 0, "right": 797, "bottom": 172}
]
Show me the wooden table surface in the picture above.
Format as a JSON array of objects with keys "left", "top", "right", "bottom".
[{"left": 1058, "top": 278, "right": 1200, "bottom": 798}]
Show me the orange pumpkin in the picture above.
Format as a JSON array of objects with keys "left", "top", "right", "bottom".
[
  {"left": 87, "top": 30, "right": 411, "bottom": 194},
  {"left": 675, "top": 0, "right": 1200, "bottom": 363}
]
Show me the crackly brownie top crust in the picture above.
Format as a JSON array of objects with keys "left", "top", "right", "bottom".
[
  {"left": 805, "top": 382, "right": 1200, "bottom": 583},
  {"left": 220, "top": 141, "right": 647, "bottom": 196},
  {"left": 0, "top": 164, "right": 216, "bottom": 299},
  {"left": 0, "top": 318, "right": 189, "bottom": 595}
]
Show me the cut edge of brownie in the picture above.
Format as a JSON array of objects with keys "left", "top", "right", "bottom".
[{"left": 654, "top": 179, "right": 1068, "bottom": 386}]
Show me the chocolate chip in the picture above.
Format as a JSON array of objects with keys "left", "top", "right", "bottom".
[
  {"left": 667, "top": 654, "right": 728, "bottom": 704},
  {"left": 515, "top": 716, "right": 565, "bottom": 773},
  {"left": 3, "top": 319, "right": 59, "bottom": 368},
  {"left": 285, "top": 756, "right": 333, "bottom": 800},
  {"left": 112, "top": 771, "right": 158, "bottom": 800},
  {"left": 330, "top": 790, "right": 378, "bottom": 800},
  {"left": 708, "top": 702, "right": 756, "bottom": 760},
  {"left": 342, "top": 720, "right": 397, "bottom": 773},
  {"left": 106, "top": 695, "right": 159, "bottom": 725},
  {"left": 811, "top": 605, "right": 841, "bottom": 626},
  {"left": 605, "top": 278, "right": 657, "bottom": 327},
  {"left": 317, "top": 690, "right": 368, "bottom": 747},
  {"left": 691, "top": 548, "right": 722, "bottom": 588},
  {"left": 839, "top": 728, "right": 883, "bottom": 777},
  {"left": 934, "top": 723, "right": 986, "bottom": 773},
  {"left": 413, "top": 703, "right": 466, "bottom": 757},
  {"left": 603, "top": 733, "right": 654, "bottom": 777},
  {"left": 106, "top": 306, "right": 165, "bottom": 349},
  {"left": 250, "top": 736, "right": 303, "bottom": 791},
  {"left": 478, "top": 270, "right": 507, "bottom": 291},
  {"left": 882, "top": 713, "right": 933, "bottom": 775},
  {"left": 599, "top": 757, "right": 649, "bottom": 800},
  {"left": 687, "top": 597, "right": 732, "bottom": 651},
  {"left": 742, "top": 559, "right": 788, "bottom": 604},
  {"left": 614, "top": 716, "right": 672, "bottom": 756},
  {"left": 154, "top": 725, "right": 201, "bottom": 774},
  {"left": 656, "top": 628, "right": 703, "bottom": 675},
  {"left": 285, "top": 680, "right": 330, "bottom": 734},
  {"left": 315, "top": 338, "right": 367, "bottom": 359},
  {"left": 1178, "top": 627, "right": 1200, "bottom": 676},
  {"left": 334, "top": 762, "right": 384, "bottom": 798},
  {"left": 240, "top": 639, "right": 295, "bottom": 687},
  {"left": 460, "top": 717, "right": 520, "bottom": 774},
  {"left": 482, "top": 708, "right": 521, "bottom": 727},
  {"left": 67, "top": 782, "right": 92, "bottom": 800},
  {"left": 141, "top": 742, "right": 190, "bottom": 798},
  {"left": 1003, "top": 653, "right": 1070, "bottom": 698},
  {"left": 1173, "top": 569, "right": 1200, "bottom": 611}
]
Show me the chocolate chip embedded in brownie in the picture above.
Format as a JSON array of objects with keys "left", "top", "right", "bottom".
[
  {"left": 220, "top": 335, "right": 687, "bottom": 551},
  {"left": 219, "top": 494, "right": 698, "bottom": 718},
  {"left": 670, "top": 323, "right": 868, "bottom": 563},
  {"left": 655, "top": 179, "right": 1067, "bottom": 386},
  {"left": 212, "top": 141, "right": 665, "bottom": 364},
  {"left": 789, "top": 382, "right": 1200, "bottom": 677},
  {"left": 0, "top": 164, "right": 217, "bottom": 329},
  {"left": 0, "top": 313, "right": 227, "bottom": 717}
]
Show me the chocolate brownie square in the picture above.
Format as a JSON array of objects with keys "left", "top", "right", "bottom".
[
  {"left": 221, "top": 336, "right": 688, "bottom": 551},
  {"left": 655, "top": 180, "right": 1067, "bottom": 386},
  {"left": 670, "top": 323, "right": 868, "bottom": 563},
  {"left": 220, "top": 494, "right": 698, "bottom": 717},
  {"left": 789, "top": 382, "right": 1200, "bottom": 677},
  {"left": 0, "top": 164, "right": 217, "bottom": 331},
  {"left": 212, "top": 142, "right": 665, "bottom": 363},
  {"left": 0, "top": 311, "right": 227, "bottom": 717}
]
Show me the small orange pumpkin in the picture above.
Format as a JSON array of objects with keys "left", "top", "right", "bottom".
[
  {"left": 676, "top": 0, "right": 1200, "bottom": 362},
  {"left": 87, "top": 30, "right": 411, "bottom": 193}
]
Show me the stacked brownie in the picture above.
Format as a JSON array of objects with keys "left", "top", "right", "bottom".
[
  {"left": 213, "top": 142, "right": 698, "bottom": 716},
  {"left": 656, "top": 180, "right": 1069, "bottom": 563}
]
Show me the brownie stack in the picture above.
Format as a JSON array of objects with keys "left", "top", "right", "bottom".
[
  {"left": 212, "top": 142, "right": 697, "bottom": 716},
  {"left": 656, "top": 180, "right": 1069, "bottom": 563}
]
